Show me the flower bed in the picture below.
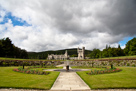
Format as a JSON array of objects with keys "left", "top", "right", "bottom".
[
  {"left": 27, "top": 65, "right": 56, "bottom": 69},
  {"left": 13, "top": 67, "right": 50, "bottom": 75},
  {"left": 87, "top": 68, "right": 122, "bottom": 75}
]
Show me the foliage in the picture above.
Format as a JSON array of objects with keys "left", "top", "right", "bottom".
[
  {"left": 87, "top": 68, "right": 122, "bottom": 75},
  {"left": 13, "top": 67, "right": 50, "bottom": 75},
  {"left": 99, "top": 37, "right": 136, "bottom": 58},
  {"left": 70, "top": 54, "right": 78, "bottom": 57},
  {"left": 1, "top": 37, "right": 136, "bottom": 60},
  {"left": 0, "top": 37, "right": 28, "bottom": 59},
  {"left": 72, "top": 66, "right": 107, "bottom": 69},
  {"left": 124, "top": 37, "right": 136, "bottom": 55},
  {"left": 102, "top": 45, "right": 124, "bottom": 58},
  {"left": 90, "top": 44, "right": 125, "bottom": 59},
  {"left": 27, "top": 65, "right": 57, "bottom": 68},
  {"left": 89, "top": 49, "right": 100, "bottom": 58}
]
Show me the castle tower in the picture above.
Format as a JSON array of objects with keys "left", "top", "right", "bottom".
[
  {"left": 64, "top": 50, "right": 69, "bottom": 59},
  {"left": 65, "top": 50, "right": 68, "bottom": 57},
  {"left": 77, "top": 47, "right": 85, "bottom": 60},
  {"left": 82, "top": 47, "right": 85, "bottom": 59}
]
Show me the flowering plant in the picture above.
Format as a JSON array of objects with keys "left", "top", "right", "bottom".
[
  {"left": 13, "top": 67, "right": 50, "bottom": 75},
  {"left": 87, "top": 68, "right": 122, "bottom": 75}
]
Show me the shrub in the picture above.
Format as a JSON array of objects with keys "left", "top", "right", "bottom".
[{"left": 127, "top": 63, "right": 130, "bottom": 66}]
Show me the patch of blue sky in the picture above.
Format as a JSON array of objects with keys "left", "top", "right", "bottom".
[
  {"left": 118, "top": 37, "right": 133, "bottom": 46},
  {"left": 0, "top": 12, "right": 31, "bottom": 26}
]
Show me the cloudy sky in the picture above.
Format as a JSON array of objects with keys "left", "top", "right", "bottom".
[{"left": 0, "top": 0, "right": 136, "bottom": 52}]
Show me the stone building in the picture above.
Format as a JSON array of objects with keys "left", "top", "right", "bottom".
[
  {"left": 47, "top": 50, "right": 69, "bottom": 60},
  {"left": 77, "top": 47, "right": 85, "bottom": 59},
  {"left": 47, "top": 47, "right": 86, "bottom": 60}
]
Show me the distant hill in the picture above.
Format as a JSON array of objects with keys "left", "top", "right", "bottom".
[{"left": 28, "top": 48, "right": 92, "bottom": 59}]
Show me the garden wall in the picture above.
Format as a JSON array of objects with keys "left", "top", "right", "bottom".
[
  {"left": 0, "top": 60, "right": 64, "bottom": 66},
  {"left": 70, "top": 60, "right": 136, "bottom": 67},
  {"left": 0, "top": 59, "right": 136, "bottom": 67}
]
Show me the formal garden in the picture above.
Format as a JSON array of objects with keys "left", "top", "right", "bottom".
[{"left": 0, "top": 57, "right": 136, "bottom": 90}]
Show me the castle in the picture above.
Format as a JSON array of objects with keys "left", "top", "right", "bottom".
[
  {"left": 47, "top": 50, "right": 69, "bottom": 60},
  {"left": 77, "top": 47, "right": 85, "bottom": 59},
  {"left": 47, "top": 47, "right": 86, "bottom": 60}
]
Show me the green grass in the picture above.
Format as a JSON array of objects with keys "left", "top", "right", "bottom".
[
  {"left": 0, "top": 57, "right": 42, "bottom": 61},
  {"left": 77, "top": 67, "right": 136, "bottom": 89},
  {"left": 0, "top": 67, "right": 60, "bottom": 90},
  {"left": 99, "top": 55, "right": 136, "bottom": 60}
]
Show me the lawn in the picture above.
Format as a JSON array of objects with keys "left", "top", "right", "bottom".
[
  {"left": 0, "top": 67, "right": 60, "bottom": 90},
  {"left": 77, "top": 67, "right": 136, "bottom": 89}
]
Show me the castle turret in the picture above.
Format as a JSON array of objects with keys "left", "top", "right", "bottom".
[
  {"left": 77, "top": 47, "right": 85, "bottom": 60},
  {"left": 82, "top": 47, "right": 85, "bottom": 59},
  {"left": 64, "top": 50, "right": 69, "bottom": 59}
]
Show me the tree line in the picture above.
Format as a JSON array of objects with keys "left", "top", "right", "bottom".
[
  {"left": 0, "top": 37, "right": 28, "bottom": 58},
  {"left": 90, "top": 37, "right": 136, "bottom": 58},
  {"left": 0, "top": 37, "right": 135, "bottom": 59}
]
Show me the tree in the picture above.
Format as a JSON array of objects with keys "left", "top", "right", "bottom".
[
  {"left": 101, "top": 44, "right": 125, "bottom": 58},
  {"left": 20, "top": 49, "right": 28, "bottom": 59},
  {"left": 71, "top": 54, "right": 77, "bottom": 57},
  {"left": 0, "top": 37, "right": 28, "bottom": 58},
  {"left": 1, "top": 38, "right": 14, "bottom": 57},
  {"left": 90, "top": 49, "right": 100, "bottom": 58},
  {"left": 102, "top": 45, "right": 109, "bottom": 58},
  {"left": 124, "top": 37, "right": 136, "bottom": 55},
  {"left": 116, "top": 44, "right": 124, "bottom": 56},
  {"left": 0, "top": 40, "right": 4, "bottom": 56}
]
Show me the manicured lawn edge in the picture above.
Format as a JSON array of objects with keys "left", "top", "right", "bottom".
[
  {"left": 76, "top": 71, "right": 92, "bottom": 89},
  {"left": 50, "top": 71, "right": 60, "bottom": 89},
  {"left": 77, "top": 67, "right": 136, "bottom": 89},
  {"left": 0, "top": 67, "right": 60, "bottom": 90},
  {"left": 0, "top": 86, "right": 46, "bottom": 90}
]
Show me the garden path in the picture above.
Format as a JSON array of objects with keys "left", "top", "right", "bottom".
[{"left": 50, "top": 66, "right": 90, "bottom": 91}]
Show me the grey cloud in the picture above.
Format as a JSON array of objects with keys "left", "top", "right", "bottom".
[
  {"left": 95, "top": 0, "right": 136, "bottom": 36},
  {"left": 0, "top": 0, "right": 136, "bottom": 52},
  {"left": 44, "top": 0, "right": 136, "bottom": 37}
]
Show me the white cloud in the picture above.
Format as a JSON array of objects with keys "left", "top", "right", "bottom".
[
  {"left": 121, "top": 45, "right": 126, "bottom": 49},
  {"left": 0, "top": 9, "right": 6, "bottom": 22},
  {"left": 0, "top": 0, "right": 136, "bottom": 52}
]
